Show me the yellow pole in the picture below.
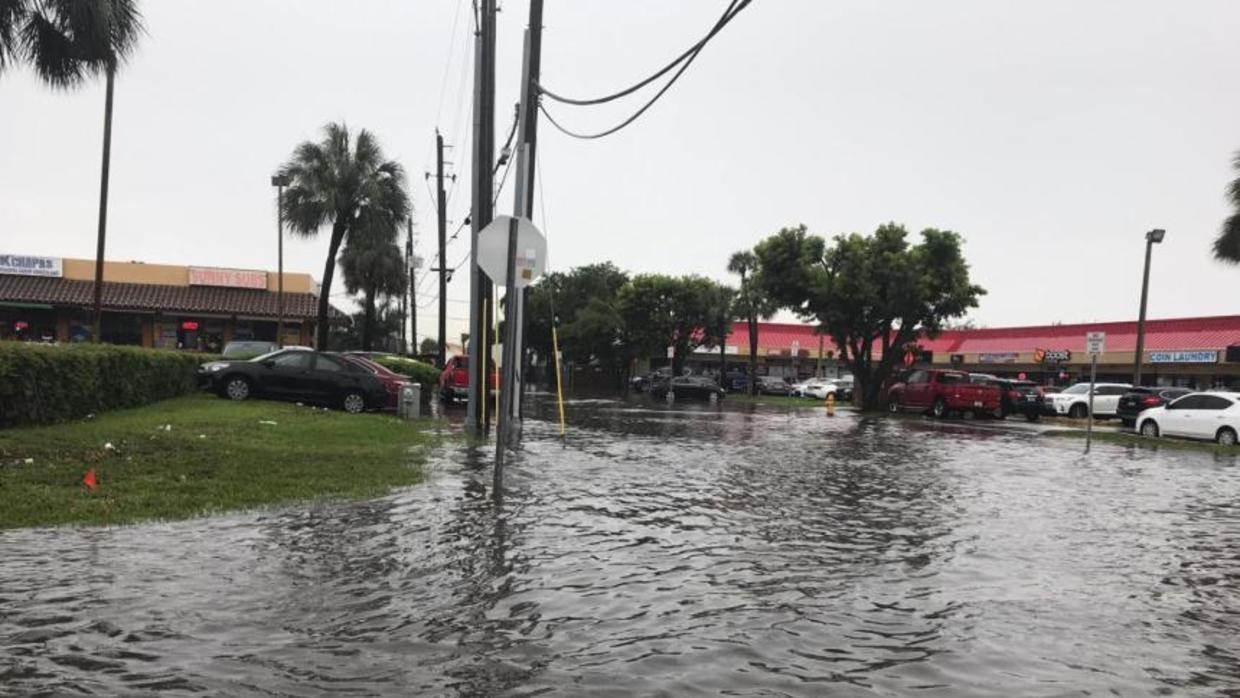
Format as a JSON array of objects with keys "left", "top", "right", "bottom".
[
  {"left": 552, "top": 325, "right": 566, "bottom": 437},
  {"left": 826, "top": 392, "right": 835, "bottom": 417}
]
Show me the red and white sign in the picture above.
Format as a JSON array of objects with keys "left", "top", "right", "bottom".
[{"left": 189, "top": 267, "right": 267, "bottom": 289}]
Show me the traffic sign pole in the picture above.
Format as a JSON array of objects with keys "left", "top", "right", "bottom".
[{"left": 1084, "top": 331, "right": 1105, "bottom": 454}]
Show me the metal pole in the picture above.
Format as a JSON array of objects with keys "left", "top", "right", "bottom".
[
  {"left": 1086, "top": 355, "right": 1097, "bottom": 453},
  {"left": 91, "top": 66, "right": 116, "bottom": 343},
  {"left": 407, "top": 218, "right": 415, "bottom": 355},
  {"left": 436, "top": 132, "right": 448, "bottom": 368},
  {"left": 276, "top": 183, "right": 285, "bottom": 347},
  {"left": 495, "top": 217, "right": 521, "bottom": 498},
  {"left": 1133, "top": 237, "right": 1154, "bottom": 386}
]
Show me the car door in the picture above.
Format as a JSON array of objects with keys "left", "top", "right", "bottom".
[
  {"left": 262, "top": 351, "right": 315, "bottom": 398},
  {"left": 904, "top": 370, "right": 929, "bottom": 408},
  {"left": 1183, "top": 395, "right": 1236, "bottom": 439},
  {"left": 1159, "top": 395, "right": 1200, "bottom": 437},
  {"left": 309, "top": 354, "right": 353, "bottom": 404},
  {"left": 1093, "top": 385, "right": 1126, "bottom": 416}
]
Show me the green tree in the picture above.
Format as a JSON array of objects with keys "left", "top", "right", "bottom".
[
  {"left": 1215, "top": 150, "right": 1240, "bottom": 263},
  {"left": 339, "top": 226, "right": 407, "bottom": 351},
  {"left": 2, "top": 0, "right": 144, "bottom": 342},
  {"left": 526, "top": 263, "right": 630, "bottom": 379},
  {"left": 617, "top": 274, "right": 724, "bottom": 375},
  {"left": 701, "top": 282, "right": 736, "bottom": 385},
  {"left": 727, "top": 249, "right": 777, "bottom": 395},
  {"left": 278, "top": 123, "right": 409, "bottom": 349},
  {"left": 755, "top": 223, "right": 985, "bottom": 411},
  {"left": 419, "top": 337, "right": 438, "bottom": 356}
]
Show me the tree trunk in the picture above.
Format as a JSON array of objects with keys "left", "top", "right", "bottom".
[
  {"left": 747, "top": 315, "right": 759, "bottom": 396},
  {"left": 361, "top": 287, "right": 376, "bottom": 351},
  {"left": 91, "top": 67, "right": 116, "bottom": 343},
  {"left": 316, "top": 221, "right": 346, "bottom": 349},
  {"left": 719, "top": 341, "right": 726, "bottom": 387}
]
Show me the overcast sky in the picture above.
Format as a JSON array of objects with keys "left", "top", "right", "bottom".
[{"left": 3, "top": 0, "right": 1239, "bottom": 343}]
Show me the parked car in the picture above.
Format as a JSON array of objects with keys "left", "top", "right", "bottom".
[
  {"left": 631, "top": 367, "right": 673, "bottom": 392},
  {"left": 438, "top": 354, "right": 499, "bottom": 402},
  {"left": 756, "top": 376, "right": 792, "bottom": 396},
  {"left": 337, "top": 354, "right": 411, "bottom": 410},
  {"left": 970, "top": 374, "right": 1044, "bottom": 421},
  {"left": 1116, "top": 387, "right": 1193, "bottom": 428},
  {"left": 887, "top": 369, "right": 1003, "bottom": 418},
  {"left": 1044, "top": 382, "right": 1132, "bottom": 419},
  {"left": 834, "top": 377, "right": 855, "bottom": 401},
  {"left": 724, "top": 371, "right": 749, "bottom": 393},
  {"left": 221, "top": 340, "right": 280, "bottom": 360},
  {"left": 650, "top": 375, "right": 726, "bottom": 401},
  {"left": 199, "top": 349, "right": 386, "bottom": 413},
  {"left": 1136, "top": 392, "right": 1240, "bottom": 446},
  {"left": 791, "top": 377, "right": 833, "bottom": 398},
  {"left": 804, "top": 381, "right": 840, "bottom": 400}
]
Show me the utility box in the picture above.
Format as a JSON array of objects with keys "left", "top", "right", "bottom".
[{"left": 398, "top": 384, "right": 421, "bottom": 420}]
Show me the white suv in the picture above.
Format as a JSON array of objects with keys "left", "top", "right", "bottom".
[{"left": 1046, "top": 382, "right": 1132, "bottom": 419}]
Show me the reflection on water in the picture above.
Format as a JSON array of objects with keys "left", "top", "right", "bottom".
[{"left": 3, "top": 396, "right": 1240, "bottom": 696}]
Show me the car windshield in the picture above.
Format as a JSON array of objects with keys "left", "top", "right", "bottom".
[
  {"left": 223, "top": 342, "right": 273, "bottom": 358},
  {"left": 250, "top": 349, "right": 290, "bottom": 362},
  {"left": 1062, "top": 384, "right": 1090, "bottom": 395}
]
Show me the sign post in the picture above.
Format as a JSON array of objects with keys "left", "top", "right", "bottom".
[{"left": 1084, "top": 331, "right": 1106, "bottom": 453}]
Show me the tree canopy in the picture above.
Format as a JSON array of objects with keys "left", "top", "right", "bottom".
[
  {"left": 1215, "top": 150, "right": 1240, "bottom": 264},
  {"left": 755, "top": 222, "right": 984, "bottom": 410}
]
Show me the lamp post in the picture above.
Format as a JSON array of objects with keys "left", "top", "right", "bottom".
[
  {"left": 1132, "top": 228, "right": 1165, "bottom": 386},
  {"left": 271, "top": 174, "right": 291, "bottom": 346}
]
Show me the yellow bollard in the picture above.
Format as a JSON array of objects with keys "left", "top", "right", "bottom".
[{"left": 826, "top": 392, "right": 835, "bottom": 417}]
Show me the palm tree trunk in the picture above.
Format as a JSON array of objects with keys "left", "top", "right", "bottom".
[
  {"left": 316, "top": 222, "right": 346, "bottom": 349},
  {"left": 748, "top": 314, "right": 758, "bottom": 396},
  {"left": 91, "top": 67, "right": 115, "bottom": 343},
  {"left": 719, "top": 340, "right": 726, "bottom": 387},
  {"left": 361, "top": 287, "right": 376, "bottom": 351}
]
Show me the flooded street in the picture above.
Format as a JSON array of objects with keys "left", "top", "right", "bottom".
[{"left": 3, "top": 398, "right": 1240, "bottom": 696}]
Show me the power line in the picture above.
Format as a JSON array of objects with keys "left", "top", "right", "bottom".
[
  {"left": 539, "top": 0, "right": 753, "bottom": 140},
  {"left": 537, "top": 0, "right": 742, "bottom": 106}
]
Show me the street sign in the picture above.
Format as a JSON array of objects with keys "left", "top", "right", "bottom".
[
  {"left": 667, "top": 346, "right": 675, "bottom": 359},
  {"left": 1086, "top": 331, "right": 1106, "bottom": 356},
  {"left": 790, "top": 340, "right": 800, "bottom": 355},
  {"left": 476, "top": 215, "right": 546, "bottom": 287}
]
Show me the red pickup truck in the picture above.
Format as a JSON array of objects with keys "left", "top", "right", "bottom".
[{"left": 887, "top": 369, "right": 1002, "bottom": 418}]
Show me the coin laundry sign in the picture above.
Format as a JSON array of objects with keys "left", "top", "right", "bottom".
[
  {"left": 0, "top": 254, "right": 62, "bottom": 278},
  {"left": 1148, "top": 350, "right": 1219, "bottom": 364}
]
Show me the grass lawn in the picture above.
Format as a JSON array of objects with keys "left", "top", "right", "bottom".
[
  {"left": 0, "top": 393, "right": 439, "bottom": 529},
  {"left": 730, "top": 394, "right": 853, "bottom": 409},
  {"left": 1042, "top": 428, "right": 1240, "bottom": 455}
]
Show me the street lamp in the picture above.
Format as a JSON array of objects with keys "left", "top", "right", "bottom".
[
  {"left": 271, "top": 174, "right": 291, "bottom": 346},
  {"left": 1132, "top": 228, "right": 1166, "bottom": 386}
]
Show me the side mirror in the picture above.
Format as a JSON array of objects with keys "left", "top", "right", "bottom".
[{"left": 263, "top": 359, "right": 277, "bottom": 369}]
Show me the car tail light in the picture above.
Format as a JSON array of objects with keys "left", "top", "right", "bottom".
[
  {"left": 1142, "top": 396, "right": 1161, "bottom": 407},
  {"left": 452, "top": 369, "right": 468, "bottom": 387}
]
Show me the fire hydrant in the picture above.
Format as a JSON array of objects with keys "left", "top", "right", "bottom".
[{"left": 826, "top": 392, "right": 835, "bottom": 417}]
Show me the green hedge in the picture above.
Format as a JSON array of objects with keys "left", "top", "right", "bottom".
[
  {"left": 373, "top": 356, "right": 440, "bottom": 398},
  {"left": 0, "top": 343, "right": 217, "bottom": 428}
]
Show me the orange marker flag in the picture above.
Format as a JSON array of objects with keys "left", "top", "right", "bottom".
[{"left": 82, "top": 469, "right": 98, "bottom": 491}]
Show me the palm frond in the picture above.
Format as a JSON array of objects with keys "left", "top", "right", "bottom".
[
  {"left": 0, "top": 0, "right": 25, "bottom": 72},
  {"left": 19, "top": 0, "right": 144, "bottom": 87},
  {"left": 1215, "top": 213, "right": 1240, "bottom": 265}
]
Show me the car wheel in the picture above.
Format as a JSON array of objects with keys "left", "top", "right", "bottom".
[
  {"left": 1140, "top": 420, "right": 1160, "bottom": 438},
  {"left": 1069, "top": 403, "right": 1088, "bottom": 420},
  {"left": 1025, "top": 412, "right": 1040, "bottom": 423},
  {"left": 932, "top": 398, "right": 947, "bottom": 419},
  {"left": 1218, "top": 427, "right": 1238, "bottom": 447},
  {"left": 342, "top": 391, "right": 366, "bottom": 414},
  {"left": 993, "top": 407, "right": 1005, "bottom": 419},
  {"left": 887, "top": 396, "right": 900, "bottom": 413},
  {"left": 224, "top": 376, "right": 251, "bottom": 401}
]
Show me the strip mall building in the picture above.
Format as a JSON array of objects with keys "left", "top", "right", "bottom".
[
  {"left": 696, "top": 317, "right": 1240, "bottom": 390},
  {"left": 0, "top": 253, "right": 334, "bottom": 351}
]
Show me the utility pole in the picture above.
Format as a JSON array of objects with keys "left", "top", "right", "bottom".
[
  {"left": 1132, "top": 229, "right": 1166, "bottom": 386},
  {"left": 406, "top": 218, "right": 415, "bottom": 355},
  {"left": 436, "top": 132, "right": 448, "bottom": 368},
  {"left": 270, "top": 174, "right": 290, "bottom": 346},
  {"left": 467, "top": 0, "right": 498, "bottom": 436},
  {"left": 505, "top": 0, "right": 545, "bottom": 436}
]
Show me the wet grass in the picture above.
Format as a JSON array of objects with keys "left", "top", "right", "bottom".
[
  {"left": 1042, "top": 428, "right": 1240, "bottom": 455},
  {"left": 729, "top": 394, "right": 855, "bottom": 409},
  {"left": 0, "top": 393, "right": 438, "bottom": 529}
]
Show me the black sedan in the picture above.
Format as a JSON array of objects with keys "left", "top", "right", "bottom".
[
  {"left": 650, "top": 376, "right": 725, "bottom": 401},
  {"left": 199, "top": 349, "right": 387, "bottom": 413},
  {"left": 1116, "top": 387, "right": 1192, "bottom": 428}
]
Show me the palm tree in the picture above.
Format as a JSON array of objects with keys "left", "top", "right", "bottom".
[
  {"left": 2, "top": 0, "right": 144, "bottom": 342},
  {"left": 1215, "top": 151, "right": 1240, "bottom": 264},
  {"left": 728, "top": 250, "right": 775, "bottom": 396},
  {"left": 279, "top": 123, "right": 409, "bottom": 349},
  {"left": 339, "top": 226, "right": 407, "bottom": 351}
]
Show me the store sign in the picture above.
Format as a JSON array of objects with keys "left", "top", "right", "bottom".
[
  {"left": 978, "top": 352, "right": 1019, "bottom": 364},
  {"left": 189, "top": 266, "right": 267, "bottom": 289},
  {"left": 1034, "top": 348, "right": 1071, "bottom": 363},
  {"left": 0, "top": 254, "right": 62, "bottom": 278},
  {"left": 1148, "top": 350, "right": 1218, "bottom": 364},
  {"left": 692, "top": 345, "right": 739, "bottom": 355}
]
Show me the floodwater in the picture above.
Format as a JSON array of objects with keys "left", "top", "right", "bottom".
[{"left": 3, "top": 397, "right": 1240, "bottom": 697}]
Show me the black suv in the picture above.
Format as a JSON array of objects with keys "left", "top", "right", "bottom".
[
  {"left": 972, "top": 375, "right": 1044, "bottom": 421},
  {"left": 1116, "top": 387, "right": 1192, "bottom": 428}
]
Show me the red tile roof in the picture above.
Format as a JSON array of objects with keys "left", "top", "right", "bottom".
[
  {"left": 0, "top": 274, "right": 342, "bottom": 320},
  {"left": 727, "top": 316, "right": 1240, "bottom": 356}
]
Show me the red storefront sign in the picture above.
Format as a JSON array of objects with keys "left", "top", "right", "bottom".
[{"left": 188, "top": 266, "right": 267, "bottom": 289}]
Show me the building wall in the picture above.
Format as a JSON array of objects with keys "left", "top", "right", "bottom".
[{"left": 59, "top": 258, "right": 313, "bottom": 294}]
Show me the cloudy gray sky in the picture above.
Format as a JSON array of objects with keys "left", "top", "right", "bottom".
[{"left": 3, "top": 0, "right": 1239, "bottom": 343}]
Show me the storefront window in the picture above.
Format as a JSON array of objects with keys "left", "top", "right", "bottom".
[
  {"left": 153, "top": 319, "right": 178, "bottom": 349},
  {"left": 235, "top": 320, "right": 277, "bottom": 342},
  {"left": 0, "top": 306, "right": 56, "bottom": 342},
  {"left": 101, "top": 313, "right": 144, "bottom": 346}
]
